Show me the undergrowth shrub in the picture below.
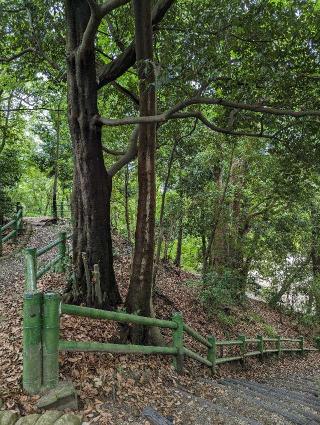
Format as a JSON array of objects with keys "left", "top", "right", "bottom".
[{"left": 200, "top": 269, "right": 250, "bottom": 309}]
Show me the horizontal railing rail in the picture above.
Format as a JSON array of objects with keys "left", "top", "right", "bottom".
[
  {"left": 0, "top": 206, "right": 23, "bottom": 256},
  {"left": 22, "top": 289, "right": 320, "bottom": 395},
  {"left": 24, "top": 232, "right": 71, "bottom": 291}
]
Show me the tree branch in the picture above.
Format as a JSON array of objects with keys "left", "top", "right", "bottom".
[
  {"left": 102, "top": 146, "right": 125, "bottom": 155},
  {"left": 0, "top": 47, "right": 35, "bottom": 63},
  {"left": 108, "top": 126, "right": 139, "bottom": 177},
  {"left": 96, "top": 97, "right": 320, "bottom": 139},
  {"left": 100, "top": 0, "right": 130, "bottom": 16},
  {"left": 98, "top": 0, "right": 175, "bottom": 88},
  {"left": 111, "top": 81, "right": 139, "bottom": 107},
  {"left": 81, "top": 0, "right": 130, "bottom": 54}
]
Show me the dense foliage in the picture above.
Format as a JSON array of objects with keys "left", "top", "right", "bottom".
[{"left": 1, "top": 0, "right": 320, "bottom": 325}]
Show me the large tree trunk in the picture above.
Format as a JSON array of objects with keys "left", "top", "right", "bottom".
[
  {"left": 65, "top": 0, "right": 121, "bottom": 308},
  {"left": 124, "top": 0, "right": 160, "bottom": 344}
]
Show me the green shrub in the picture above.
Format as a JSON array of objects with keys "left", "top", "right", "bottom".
[
  {"left": 200, "top": 269, "right": 248, "bottom": 309},
  {"left": 217, "top": 311, "right": 237, "bottom": 327},
  {"left": 262, "top": 323, "right": 277, "bottom": 338}
]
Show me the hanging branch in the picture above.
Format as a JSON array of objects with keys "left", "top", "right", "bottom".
[{"left": 0, "top": 47, "right": 35, "bottom": 63}]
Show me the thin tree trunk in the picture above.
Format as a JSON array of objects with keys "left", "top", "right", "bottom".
[
  {"left": 310, "top": 204, "right": 320, "bottom": 315},
  {"left": 124, "top": 165, "right": 131, "bottom": 244},
  {"left": 52, "top": 109, "right": 60, "bottom": 223},
  {"left": 174, "top": 217, "right": 183, "bottom": 267},
  {"left": 124, "top": 0, "right": 161, "bottom": 344},
  {"left": 153, "top": 138, "right": 178, "bottom": 283},
  {"left": 203, "top": 144, "right": 236, "bottom": 274},
  {"left": 65, "top": 0, "right": 121, "bottom": 308}
]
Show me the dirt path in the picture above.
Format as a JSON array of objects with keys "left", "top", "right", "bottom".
[{"left": 0, "top": 218, "right": 70, "bottom": 291}]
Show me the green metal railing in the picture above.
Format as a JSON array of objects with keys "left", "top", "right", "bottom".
[
  {"left": 22, "top": 234, "right": 320, "bottom": 395},
  {"left": 22, "top": 290, "right": 320, "bottom": 395},
  {"left": 0, "top": 206, "right": 23, "bottom": 256},
  {"left": 24, "top": 232, "right": 71, "bottom": 291}
]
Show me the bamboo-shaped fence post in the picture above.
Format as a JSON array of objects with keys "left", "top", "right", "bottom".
[
  {"left": 13, "top": 213, "right": 18, "bottom": 243},
  {"left": 93, "top": 263, "right": 103, "bottom": 306},
  {"left": 42, "top": 292, "right": 60, "bottom": 389},
  {"left": 299, "top": 336, "right": 304, "bottom": 355},
  {"left": 172, "top": 312, "right": 184, "bottom": 373},
  {"left": 23, "top": 291, "right": 43, "bottom": 394},
  {"left": 257, "top": 334, "right": 264, "bottom": 361},
  {"left": 207, "top": 335, "right": 217, "bottom": 374},
  {"left": 16, "top": 203, "right": 23, "bottom": 235},
  {"left": 0, "top": 226, "right": 2, "bottom": 257},
  {"left": 57, "top": 231, "right": 67, "bottom": 272},
  {"left": 24, "top": 248, "right": 37, "bottom": 291},
  {"left": 276, "top": 336, "right": 282, "bottom": 357},
  {"left": 18, "top": 206, "right": 23, "bottom": 233},
  {"left": 239, "top": 334, "right": 246, "bottom": 364}
]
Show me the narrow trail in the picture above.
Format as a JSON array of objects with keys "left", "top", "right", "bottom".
[{"left": 0, "top": 218, "right": 70, "bottom": 291}]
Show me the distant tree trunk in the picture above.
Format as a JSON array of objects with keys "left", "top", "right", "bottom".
[
  {"left": 310, "top": 204, "right": 320, "bottom": 315},
  {"left": 65, "top": 0, "right": 121, "bottom": 308},
  {"left": 124, "top": 165, "right": 131, "bottom": 244},
  {"left": 162, "top": 238, "right": 169, "bottom": 262},
  {"left": 124, "top": 0, "right": 161, "bottom": 344},
  {"left": 153, "top": 138, "right": 177, "bottom": 282},
  {"left": 52, "top": 109, "right": 60, "bottom": 223},
  {"left": 174, "top": 218, "right": 183, "bottom": 267}
]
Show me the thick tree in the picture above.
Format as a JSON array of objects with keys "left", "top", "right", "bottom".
[{"left": 63, "top": 0, "right": 174, "bottom": 307}]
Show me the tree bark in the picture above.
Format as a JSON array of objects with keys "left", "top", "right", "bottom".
[
  {"left": 124, "top": 0, "right": 160, "bottom": 344},
  {"left": 51, "top": 109, "right": 60, "bottom": 223},
  {"left": 124, "top": 165, "right": 131, "bottom": 244},
  {"left": 174, "top": 217, "right": 183, "bottom": 267},
  {"left": 65, "top": 0, "right": 121, "bottom": 308},
  {"left": 310, "top": 204, "right": 320, "bottom": 315},
  {"left": 153, "top": 138, "right": 177, "bottom": 283}
]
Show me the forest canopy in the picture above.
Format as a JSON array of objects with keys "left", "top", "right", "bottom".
[{"left": 1, "top": 0, "right": 320, "bottom": 341}]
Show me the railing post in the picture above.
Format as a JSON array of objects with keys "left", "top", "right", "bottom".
[
  {"left": 23, "top": 291, "right": 43, "bottom": 394},
  {"left": 257, "top": 334, "right": 264, "bottom": 361},
  {"left": 42, "top": 292, "right": 60, "bottom": 389},
  {"left": 57, "top": 231, "right": 66, "bottom": 272},
  {"left": 172, "top": 312, "right": 184, "bottom": 373},
  {"left": 24, "top": 248, "right": 37, "bottom": 291},
  {"left": 17, "top": 206, "right": 23, "bottom": 234},
  {"left": 0, "top": 226, "right": 2, "bottom": 257},
  {"left": 13, "top": 213, "right": 18, "bottom": 243},
  {"left": 207, "top": 335, "right": 216, "bottom": 374},
  {"left": 299, "top": 336, "right": 304, "bottom": 355},
  {"left": 239, "top": 334, "right": 246, "bottom": 364},
  {"left": 276, "top": 336, "right": 282, "bottom": 357}
]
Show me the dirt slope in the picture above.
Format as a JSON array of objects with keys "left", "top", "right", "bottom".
[{"left": 0, "top": 222, "right": 319, "bottom": 424}]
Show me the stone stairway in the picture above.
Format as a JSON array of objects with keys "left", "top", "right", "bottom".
[{"left": 166, "top": 373, "right": 320, "bottom": 425}]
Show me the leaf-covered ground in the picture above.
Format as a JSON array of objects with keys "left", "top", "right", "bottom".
[{"left": 0, "top": 221, "right": 319, "bottom": 424}]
